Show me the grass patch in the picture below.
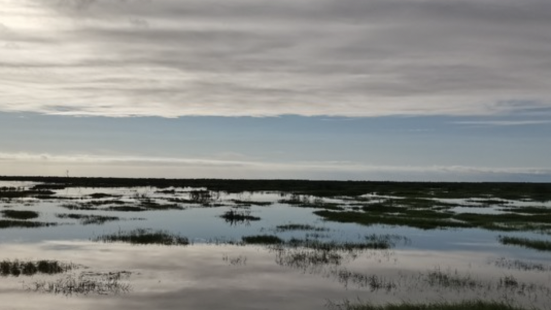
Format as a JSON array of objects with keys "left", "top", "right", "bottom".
[
  {"left": 56, "top": 213, "right": 120, "bottom": 225},
  {"left": 314, "top": 210, "right": 470, "bottom": 230},
  {"left": 0, "top": 220, "right": 55, "bottom": 229},
  {"left": 230, "top": 199, "right": 273, "bottom": 206},
  {"left": 326, "top": 300, "right": 528, "bottom": 310},
  {"left": 275, "top": 224, "right": 329, "bottom": 232},
  {"left": 0, "top": 189, "right": 55, "bottom": 199},
  {"left": 490, "top": 257, "right": 551, "bottom": 271},
  {"left": 220, "top": 209, "right": 261, "bottom": 224},
  {"left": 498, "top": 235, "right": 551, "bottom": 252},
  {"left": 88, "top": 193, "right": 122, "bottom": 199},
  {"left": 93, "top": 228, "right": 189, "bottom": 245},
  {"left": 1, "top": 260, "right": 74, "bottom": 277},
  {"left": 1, "top": 209, "right": 39, "bottom": 220},
  {"left": 242, "top": 235, "right": 284, "bottom": 244},
  {"left": 279, "top": 195, "right": 344, "bottom": 210},
  {"left": 25, "top": 271, "right": 131, "bottom": 296}
]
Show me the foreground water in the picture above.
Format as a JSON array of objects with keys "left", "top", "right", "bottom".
[{"left": 1, "top": 180, "right": 551, "bottom": 309}]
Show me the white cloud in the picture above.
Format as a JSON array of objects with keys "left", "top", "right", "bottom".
[
  {"left": 454, "top": 120, "right": 551, "bottom": 126},
  {"left": 1, "top": 0, "right": 551, "bottom": 117}
]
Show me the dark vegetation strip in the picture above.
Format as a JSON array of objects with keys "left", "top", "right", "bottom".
[
  {"left": 1, "top": 176, "right": 549, "bottom": 200},
  {"left": 0, "top": 220, "right": 56, "bottom": 229},
  {"left": 93, "top": 228, "right": 189, "bottom": 245},
  {"left": 1, "top": 210, "right": 39, "bottom": 220},
  {"left": 56, "top": 214, "right": 120, "bottom": 225},
  {"left": 498, "top": 236, "right": 551, "bottom": 252},
  {"left": 326, "top": 300, "right": 529, "bottom": 310},
  {"left": 242, "top": 234, "right": 405, "bottom": 250},
  {"left": 220, "top": 210, "right": 261, "bottom": 224},
  {"left": 314, "top": 203, "right": 551, "bottom": 231},
  {"left": 1, "top": 260, "right": 73, "bottom": 277},
  {"left": 275, "top": 224, "right": 329, "bottom": 232}
]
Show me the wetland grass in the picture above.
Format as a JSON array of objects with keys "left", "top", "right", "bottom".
[
  {"left": 275, "top": 224, "right": 329, "bottom": 232},
  {"left": 220, "top": 209, "right": 261, "bottom": 224},
  {"left": 0, "top": 220, "right": 55, "bottom": 229},
  {"left": 1, "top": 260, "right": 74, "bottom": 276},
  {"left": 56, "top": 213, "right": 120, "bottom": 225},
  {"left": 326, "top": 300, "right": 529, "bottom": 310},
  {"left": 242, "top": 235, "right": 284, "bottom": 244},
  {"left": 93, "top": 228, "right": 189, "bottom": 245},
  {"left": 1, "top": 209, "right": 39, "bottom": 220},
  {"left": 498, "top": 236, "right": 551, "bottom": 252},
  {"left": 230, "top": 199, "right": 273, "bottom": 206},
  {"left": 25, "top": 271, "right": 131, "bottom": 296}
]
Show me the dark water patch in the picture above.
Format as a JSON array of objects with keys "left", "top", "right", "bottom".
[
  {"left": 93, "top": 228, "right": 189, "bottom": 245},
  {"left": 1, "top": 209, "right": 39, "bottom": 220},
  {"left": 1, "top": 260, "right": 74, "bottom": 277}
]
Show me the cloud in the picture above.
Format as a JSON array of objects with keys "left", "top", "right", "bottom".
[
  {"left": 1, "top": 0, "right": 551, "bottom": 117},
  {"left": 1, "top": 152, "right": 550, "bottom": 181},
  {"left": 454, "top": 120, "right": 551, "bottom": 126}
]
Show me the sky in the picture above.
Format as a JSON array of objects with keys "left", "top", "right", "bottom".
[{"left": 1, "top": 0, "right": 550, "bottom": 181}]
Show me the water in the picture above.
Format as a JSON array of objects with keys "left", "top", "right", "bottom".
[{"left": 1, "top": 183, "right": 551, "bottom": 309}]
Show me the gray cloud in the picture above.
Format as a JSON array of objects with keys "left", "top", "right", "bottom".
[{"left": 1, "top": 0, "right": 551, "bottom": 117}]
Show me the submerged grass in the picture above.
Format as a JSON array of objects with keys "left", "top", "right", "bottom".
[
  {"left": 275, "top": 224, "right": 329, "bottom": 232},
  {"left": 498, "top": 235, "right": 551, "bottom": 252},
  {"left": 56, "top": 213, "right": 120, "bottom": 225},
  {"left": 1, "top": 260, "right": 74, "bottom": 277},
  {"left": 326, "top": 300, "right": 529, "bottom": 310},
  {"left": 1, "top": 209, "right": 39, "bottom": 220},
  {"left": 25, "top": 271, "right": 131, "bottom": 296},
  {"left": 93, "top": 228, "right": 189, "bottom": 245},
  {"left": 220, "top": 209, "right": 261, "bottom": 224},
  {"left": 0, "top": 220, "right": 55, "bottom": 229},
  {"left": 242, "top": 235, "right": 284, "bottom": 244}
]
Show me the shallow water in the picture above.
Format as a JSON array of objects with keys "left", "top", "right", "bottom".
[{"left": 1, "top": 183, "right": 551, "bottom": 309}]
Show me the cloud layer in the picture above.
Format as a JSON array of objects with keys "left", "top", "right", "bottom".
[
  {"left": 1, "top": 0, "right": 551, "bottom": 117},
  {"left": 2, "top": 152, "right": 550, "bottom": 181}
]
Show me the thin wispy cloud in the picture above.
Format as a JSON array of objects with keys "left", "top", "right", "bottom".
[
  {"left": 1, "top": 152, "right": 550, "bottom": 181},
  {"left": 454, "top": 120, "right": 551, "bottom": 126},
  {"left": 1, "top": 0, "right": 550, "bottom": 117}
]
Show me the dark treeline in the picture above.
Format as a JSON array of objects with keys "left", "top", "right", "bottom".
[{"left": 0, "top": 176, "right": 549, "bottom": 200}]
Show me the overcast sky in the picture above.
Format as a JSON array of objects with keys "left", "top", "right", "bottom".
[{"left": 1, "top": 0, "right": 550, "bottom": 181}]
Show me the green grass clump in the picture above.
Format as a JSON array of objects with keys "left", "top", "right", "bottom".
[
  {"left": 1, "top": 209, "right": 39, "bottom": 220},
  {"left": 230, "top": 199, "right": 273, "bottom": 206},
  {"left": 242, "top": 235, "right": 284, "bottom": 244},
  {"left": 0, "top": 220, "right": 55, "bottom": 229},
  {"left": 1, "top": 260, "right": 73, "bottom": 277},
  {"left": 93, "top": 228, "right": 189, "bottom": 245},
  {"left": 56, "top": 213, "right": 120, "bottom": 225},
  {"left": 326, "top": 300, "right": 528, "bottom": 310},
  {"left": 220, "top": 209, "right": 261, "bottom": 224},
  {"left": 275, "top": 224, "right": 329, "bottom": 232},
  {"left": 314, "top": 210, "right": 471, "bottom": 230},
  {"left": 498, "top": 235, "right": 551, "bottom": 252}
]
